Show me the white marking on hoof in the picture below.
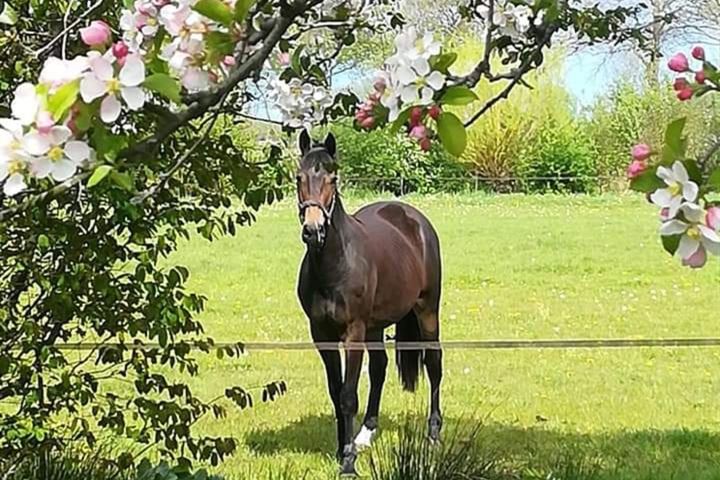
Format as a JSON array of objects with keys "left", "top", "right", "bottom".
[{"left": 354, "top": 425, "right": 376, "bottom": 449}]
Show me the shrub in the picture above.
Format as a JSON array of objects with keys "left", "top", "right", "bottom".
[
  {"left": 449, "top": 33, "right": 574, "bottom": 189},
  {"left": 331, "top": 122, "right": 469, "bottom": 194},
  {"left": 516, "top": 120, "right": 599, "bottom": 193},
  {"left": 587, "top": 82, "right": 720, "bottom": 178}
]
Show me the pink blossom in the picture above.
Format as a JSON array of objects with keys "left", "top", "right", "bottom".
[
  {"left": 409, "top": 124, "right": 426, "bottom": 140},
  {"left": 692, "top": 46, "right": 705, "bottom": 61},
  {"left": 223, "top": 55, "right": 236, "bottom": 67},
  {"left": 355, "top": 109, "right": 368, "bottom": 122},
  {"left": 626, "top": 160, "right": 647, "bottom": 179},
  {"left": 80, "top": 20, "right": 112, "bottom": 47},
  {"left": 419, "top": 137, "right": 431, "bottom": 152},
  {"left": 681, "top": 244, "right": 707, "bottom": 268},
  {"left": 112, "top": 41, "right": 130, "bottom": 60},
  {"left": 277, "top": 52, "right": 290, "bottom": 66},
  {"left": 677, "top": 88, "right": 693, "bottom": 101},
  {"left": 631, "top": 143, "right": 651, "bottom": 162},
  {"left": 428, "top": 104, "right": 441, "bottom": 120},
  {"left": 695, "top": 70, "right": 706, "bottom": 84},
  {"left": 360, "top": 116, "right": 375, "bottom": 129},
  {"left": 668, "top": 53, "right": 690, "bottom": 73},
  {"left": 673, "top": 77, "right": 689, "bottom": 92},
  {"left": 368, "top": 92, "right": 381, "bottom": 103},
  {"left": 706, "top": 207, "right": 720, "bottom": 231}
]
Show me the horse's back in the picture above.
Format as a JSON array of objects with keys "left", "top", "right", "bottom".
[{"left": 353, "top": 201, "right": 442, "bottom": 315}]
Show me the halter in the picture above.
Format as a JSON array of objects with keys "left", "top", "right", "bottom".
[{"left": 298, "top": 191, "right": 336, "bottom": 226}]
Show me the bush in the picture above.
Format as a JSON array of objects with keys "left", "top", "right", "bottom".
[
  {"left": 516, "top": 120, "right": 599, "bottom": 193},
  {"left": 331, "top": 122, "right": 469, "bottom": 194},
  {"left": 588, "top": 82, "right": 720, "bottom": 178}
]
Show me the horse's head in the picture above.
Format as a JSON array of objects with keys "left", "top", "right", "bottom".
[{"left": 296, "top": 129, "right": 338, "bottom": 249}]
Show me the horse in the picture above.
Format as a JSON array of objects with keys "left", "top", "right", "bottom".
[{"left": 294, "top": 129, "right": 443, "bottom": 475}]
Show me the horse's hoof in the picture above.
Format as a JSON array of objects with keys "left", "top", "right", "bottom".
[
  {"left": 339, "top": 458, "right": 358, "bottom": 477},
  {"left": 339, "top": 445, "right": 358, "bottom": 476},
  {"left": 428, "top": 415, "right": 442, "bottom": 443}
]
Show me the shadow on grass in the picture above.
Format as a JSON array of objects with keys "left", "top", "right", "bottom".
[
  {"left": 244, "top": 413, "right": 720, "bottom": 479},
  {"left": 244, "top": 413, "right": 401, "bottom": 456}
]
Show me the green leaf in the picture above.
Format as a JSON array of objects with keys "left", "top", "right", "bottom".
[
  {"left": 430, "top": 52, "right": 458, "bottom": 74},
  {"left": 88, "top": 165, "right": 113, "bottom": 188},
  {"left": 234, "top": 0, "right": 255, "bottom": 22},
  {"left": 74, "top": 102, "right": 93, "bottom": 132},
  {"left": 707, "top": 167, "right": 720, "bottom": 192},
  {"left": 436, "top": 112, "right": 467, "bottom": 157},
  {"left": 0, "top": 2, "right": 18, "bottom": 25},
  {"left": 111, "top": 171, "right": 134, "bottom": 191},
  {"left": 629, "top": 169, "right": 664, "bottom": 193},
  {"left": 662, "top": 234, "right": 681, "bottom": 256},
  {"left": 37, "top": 234, "right": 50, "bottom": 248},
  {"left": 205, "top": 31, "right": 235, "bottom": 60},
  {"left": 193, "top": 0, "right": 234, "bottom": 26},
  {"left": 661, "top": 117, "right": 687, "bottom": 164},
  {"left": 388, "top": 107, "right": 413, "bottom": 134},
  {"left": 47, "top": 80, "right": 80, "bottom": 121},
  {"left": 683, "top": 159, "right": 702, "bottom": 184},
  {"left": 144, "top": 73, "right": 181, "bottom": 103},
  {"left": 440, "top": 86, "right": 478, "bottom": 106},
  {"left": 291, "top": 44, "right": 305, "bottom": 73}
]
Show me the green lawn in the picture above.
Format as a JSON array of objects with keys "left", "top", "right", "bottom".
[{"left": 166, "top": 192, "right": 720, "bottom": 479}]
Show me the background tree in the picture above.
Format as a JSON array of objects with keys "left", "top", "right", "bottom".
[{"left": 0, "top": 0, "right": 655, "bottom": 472}]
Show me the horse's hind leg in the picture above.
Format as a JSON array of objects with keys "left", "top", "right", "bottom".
[
  {"left": 355, "top": 329, "right": 387, "bottom": 449},
  {"left": 415, "top": 307, "right": 443, "bottom": 442}
]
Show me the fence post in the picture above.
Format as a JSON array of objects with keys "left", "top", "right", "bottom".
[
  {"left": 474, "top": 174, "right": 479, "bottom": 191},
  {"left": 399, "top": 176, "right": 405, "bottom": 196}
]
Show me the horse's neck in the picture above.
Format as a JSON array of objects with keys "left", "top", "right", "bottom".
[{"left": 307, "top": 197, "right": 355, "bottom": 283}]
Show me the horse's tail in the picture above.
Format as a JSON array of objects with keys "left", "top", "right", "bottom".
[{"left": 395, "top": 311, "right": 423, "bottom": 392}]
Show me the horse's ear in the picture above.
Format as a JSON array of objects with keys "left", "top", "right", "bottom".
[
  {"left": 299, "top": 129, "right": 311, "bottom": 155},
  {"left": 324, "top": 132, "right": 336, "bottom": 157}
]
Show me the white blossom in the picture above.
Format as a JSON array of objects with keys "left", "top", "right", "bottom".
[
  {"left": 80, "top": 52, "right": 146, "bottom": 123},
  {"left": 23, "top": 126, "right": 91, "bottom": 181},
  {"left": 269, "top": 78, "right": 332, "bottom": 128},
  {"left": 0, "top": 119, "right": 30, "bottom": 196},
  {"left": 660, "top": 203, "right": 720, "bottom": 268},
  {"left": 650, "top": 161, "right": 699, "bottom": 219}
]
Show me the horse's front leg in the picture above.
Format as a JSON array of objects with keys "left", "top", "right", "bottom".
[
  {"left": 340, "top": 322, "right": 365, "bottom": 476},
  {"left": 311, "top": 324, "right": 345, "bottom": 460},
  {"left": 354, "top": 328, "right": 386, "bottom": 450}
]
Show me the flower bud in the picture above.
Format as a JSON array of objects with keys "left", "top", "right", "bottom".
[
  {"left": 626, "top": 160, "right": 647, "bottom": 179},
  {"left": 673, "top": 77, "right": 689, "bottom": 91},
  {"left": 631, "top": 143, "right": 651, "bottom": 162},
  {"left": 695, "top": 70, "right": 706, "bottom": 84},
  {"left": 668, "top": 53, "right": 689, "bottom": 73},
  {"left": 428, "top": 104, "right": 441, "bottom": 120},
  {"left": 692, "top": 46, "right": 705, "bottom": 61},
  {"left": 409, "top": 107, "right": 423, "bottom": 126},
  {"left": 80, "top": 20, "right": 112, "bottom": 47},
  {"left": 360, "top": 116, "right": 375, "bottom": 129},
  {"left": 677, "top": 88, "right": 693, "bottom": 101},
  {"left": 112, "top": 41, "right": 130, "bottom": 60},
  {"left": 419, "top": 137, "right": 431, "bottom": 151},
  {"left": 409, "top": 124, "right": 427, "bottom": 140}
]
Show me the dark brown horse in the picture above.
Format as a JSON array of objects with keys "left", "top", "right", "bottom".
[{"left": 295, "top": 130, "right": 443, "bottom": 475}]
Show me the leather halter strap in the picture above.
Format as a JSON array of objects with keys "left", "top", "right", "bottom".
[{"left": 298, "top": 192, "right": 336, "bottom": 225}]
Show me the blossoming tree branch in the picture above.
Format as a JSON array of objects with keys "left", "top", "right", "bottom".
[
  {"left": 628, "top": 46, "right": 720, "bottom": 269},
  {"left": 0, "top": 0, "right": 657, "bottom": 469}
]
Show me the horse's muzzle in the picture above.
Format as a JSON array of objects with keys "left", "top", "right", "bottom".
[{"left": 302, "top": 222, "right": 326, "bottom": 249}]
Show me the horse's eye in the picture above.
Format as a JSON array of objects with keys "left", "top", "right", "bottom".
[
  {"left": 330, "top": 175, "right": 337, "bottom": 185},
  {"left": 295, "top": 174, "right": 302, "bottom": 183}
]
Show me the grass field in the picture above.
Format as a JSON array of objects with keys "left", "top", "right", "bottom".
[{"left": 165, "top": 192, "right": 720, "bottom": 479}]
